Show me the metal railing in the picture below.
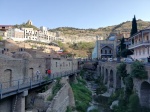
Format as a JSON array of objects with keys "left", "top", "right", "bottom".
[{"left": 0, "top": 70, "right": 79, "bottom": 99}]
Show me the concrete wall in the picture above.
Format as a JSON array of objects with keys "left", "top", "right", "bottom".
[{"left": 0, "top": 97, "right": 12, "bottom": 112}]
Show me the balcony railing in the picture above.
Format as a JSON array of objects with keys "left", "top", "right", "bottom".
[
  {"left": 129, "top": 41, "right": 150, "bottom": 49},
  {"left": 101, "top": 53, "right": 113, "bottom": 55}
]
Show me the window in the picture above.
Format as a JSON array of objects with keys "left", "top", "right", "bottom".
[
  {"left": 101, "top": 50, "right": 103, "bottom": 54},
  {"left": 147, "top": 36, "right": 149, "bottom": 41},
  {"left": 139, "top": 49, "right": 141, "bottom": 55},
  {"left": 105, "top": 50, "right": 107, "bottom": 54},
  {"left": 56, "top": 62, "right": 57, "bottom": 67},
  {"left": 109, "top": 50, "right": 111, "bottom": 54}
]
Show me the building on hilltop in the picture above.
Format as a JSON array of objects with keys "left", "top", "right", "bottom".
[
  {"left": 26, "top": 20, "right": 33, "bottom": 25},
  {"left": 0, "top": 25, "right": 13, "bottom": 37},
  {"left": 7, "top": 28, "right": 24, "bottom": 41}
]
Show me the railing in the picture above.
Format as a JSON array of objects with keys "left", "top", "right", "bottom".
[
  {"left": 129, "top": 41, "right": 150, "bottom": 48},
  {"left": 0, "top": 70, "right": 80, "bottom": 99}
]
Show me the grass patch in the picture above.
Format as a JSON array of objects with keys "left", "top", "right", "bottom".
[
  {"left": 71, "top": 79, "right": 92, "bottom": 112},
  {"left": 47, "top": 78, "right": 62, "bottom": 101}
]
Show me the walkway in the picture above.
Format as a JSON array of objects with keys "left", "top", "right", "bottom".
[{"left": 0, "top": 70, "right": 80, "bottom": 99}]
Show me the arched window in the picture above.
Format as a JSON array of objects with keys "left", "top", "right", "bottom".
[
  {"left": 109, "top": 50, "right": 111, "bottom": 54},
  {"left": 101, "top": 50, "right": 103, "bottom": 54},
  {"left": 105, "top": 50, "right": 107, "bottom": 54}
]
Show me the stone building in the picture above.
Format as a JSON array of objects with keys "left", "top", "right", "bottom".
[{"left": 92, "top": 36, "right": 117, "bottom": 59}]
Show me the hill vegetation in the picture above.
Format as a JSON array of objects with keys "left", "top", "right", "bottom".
[
  {"left": 14, "top": 23, "right": 39, "bottom": 30},
  {"left": 49, "top": 19, "right": 150, "bottom": 40}
]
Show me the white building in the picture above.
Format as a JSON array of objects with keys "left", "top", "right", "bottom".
[
  {"left": 128, "top": 27, "right": 150, "bottom": 60},
  {"left": 21, "top": 28, "right": 38, "bottom": 41}
]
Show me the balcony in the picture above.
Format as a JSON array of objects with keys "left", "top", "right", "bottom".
[
  {"left": 129, "top": 41, "right": 150, "bottom": 49},
  {"left": 101, "top": 53, "right": 113, "bottom": 56}
]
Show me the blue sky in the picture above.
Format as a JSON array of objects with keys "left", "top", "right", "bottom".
[{"left": 0, "top": 0, "right": 150, "bottom": 29}]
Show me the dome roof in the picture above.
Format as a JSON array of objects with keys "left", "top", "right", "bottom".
[
  {"left": 12, "top": 51, "right": 32, "bottom": 59},
  {"left": 108, "top": 36, "right": 116, "bottom": 41},
  {"left": 0, "top": 54, "right": 14, "bottom": 60}
]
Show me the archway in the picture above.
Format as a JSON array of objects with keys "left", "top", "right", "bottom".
[
  {"left": 109, "top": 70, "right": 114, "bottom": 88},
  {"left": 140, "top": 81, "right": 150, "bottom": 108},
  {"left": 3, "top": 69, "right": 12, "bottom": 88},
  {"left": 116, "top": 73, "right": 121, "bottom": 89},
  {"left": 105, "top": 69, "right": 108, "bottom": 84},
  {"left": 29, "top": 68, "right": 34, "bottom": 81}
]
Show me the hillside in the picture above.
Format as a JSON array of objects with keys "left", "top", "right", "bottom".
[{"left": 49, "top": 19, "right": 150, "bottom": 41}]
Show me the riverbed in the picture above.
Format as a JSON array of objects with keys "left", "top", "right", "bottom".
[{"left": 86, "top": 81, "right": 111, "bottom": 112}]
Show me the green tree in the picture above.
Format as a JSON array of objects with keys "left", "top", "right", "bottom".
[
  {"left": 0, "top": 36, "right": 3, "bottom": 41},
  {"left": 127, "top": 93, "right": 140, "bottom": 112},
  {"left": 130, "top": 15, "right": 138, "bottom": 36},
  {"left": 131, "top": 61, "right": 148, "bottom": 79},
  {"left": 117, "top": 63, "right": 127, "bottom": 82},
  {"left": 117, "top": 37, "right": 133, "bottom": 57},
  {"left": 117, "top": 37, "right": 126, "bottom": 57}
]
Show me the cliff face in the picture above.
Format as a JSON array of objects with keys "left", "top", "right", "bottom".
[{"left": 49, "top": 20, "right": 150, "bottom": 42}]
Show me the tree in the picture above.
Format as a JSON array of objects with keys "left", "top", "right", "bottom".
[
  {"left": 0, "top": 36, "right": 3, "bottom": 41},
  {"left": 117, "top": 63, "right": 127, "bottom": 82},
  {"left": 117, "top": 37, "right": 126, "bottom": 57},
  {"left": 130, "top": 15, "right": 138, "bottom": 36},
  {"left": 117, "top": 37, "right": 133, "bottom": 57},
  {"left": 131, "top": 61, "right": 148, "bottom": 79}
]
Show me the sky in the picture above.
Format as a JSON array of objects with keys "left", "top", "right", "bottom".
[{"left": 0, "top": 0, "right": 150, "bottom": 29}]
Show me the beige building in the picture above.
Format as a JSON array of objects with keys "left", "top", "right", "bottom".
[{"left": 7, "top": 28, "right": 24, "bottom": 39}]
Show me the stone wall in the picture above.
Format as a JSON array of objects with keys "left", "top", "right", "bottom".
[
  {"left": 25, "top": 77, "right": 75, "bottom": 112},
  {"left": 0, "top": 57, "right": 78, "bottom": 89},
  {"left": 99, "top": 61, "right": 150, "bottom": 107},
  {"left": 46, "top": 77, "right": 75, "bottom": 112}
]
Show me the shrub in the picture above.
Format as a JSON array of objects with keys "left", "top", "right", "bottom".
[
  {"left": 66, "top": 106, "right": 72, "bottom": 112},
  {"left": 131, "top": 61, "right": 148, "bottom": 79},
  {"left": 89, "top": 109, "right": 99, "bottom": 112},
  {"left": 117, "top": 63, "right": 127, "bottom": 82},
  {"left": 47, "top": 79, "right": 62, "bottom": 101},
  {"left": 0, "top": 36, "right": 3, "bottom": 41},
  {"left": 96, "top": 84, "right": 107, "bottom": 94},
  {"left": 127, "top": 93, "right": 140, "bottom": 112}
]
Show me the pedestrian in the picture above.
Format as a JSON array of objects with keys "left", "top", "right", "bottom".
[
  {"left": 47, "top": 69, "right": 51, "bottom": 79},
  {"left": 36, "top": 70, "right": 40, "bottom": 80}
]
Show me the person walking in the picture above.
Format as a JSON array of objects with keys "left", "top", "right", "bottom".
[
  {"left": 47, "top": 69, "right": 51, "bottom": 79},
  {"left": 36, "top": 70, "right": 40, "bottom": 80}
]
